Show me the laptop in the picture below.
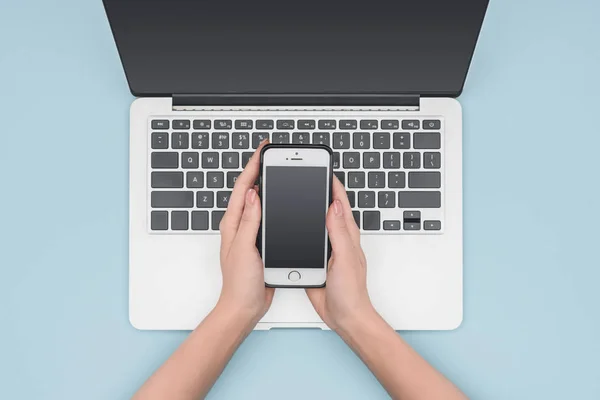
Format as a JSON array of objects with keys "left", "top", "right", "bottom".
[{"left": 103, "top": 0, "right": 488, "bottom": 330}]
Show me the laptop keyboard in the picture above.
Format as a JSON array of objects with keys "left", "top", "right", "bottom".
[{"left": 148, "top": 116, "right": 444, "bottom": 234}]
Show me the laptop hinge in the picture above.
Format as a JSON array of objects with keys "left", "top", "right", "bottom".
[{"left": 172, "top": 94, "right": 420, "bottom": 111}]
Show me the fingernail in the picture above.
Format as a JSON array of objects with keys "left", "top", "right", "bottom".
[
  {"left": 247, "top": 188, "right": 256, "bottom": 204},
  {"left": 333, "top": 200, "right": 342, "bottom": 216}
]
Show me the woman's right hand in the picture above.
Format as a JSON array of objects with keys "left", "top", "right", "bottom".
[{"left": 306, "top": 176, "right": 376, "bottom": 333}]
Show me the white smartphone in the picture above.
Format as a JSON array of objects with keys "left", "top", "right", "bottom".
[{"left": 259, "top": 145, "right": 333, "bottom": 288}]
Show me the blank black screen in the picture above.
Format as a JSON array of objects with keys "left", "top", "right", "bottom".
[
  {"left": 103, "top": 0, "right": 488, "bottom": 96},
  {"left": 265, "top": 166, "right": 327, "bottom": 269}
]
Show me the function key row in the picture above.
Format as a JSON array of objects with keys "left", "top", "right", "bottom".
[
  {"left": 151, "top": 119, "right": 441, "bottom": 131},
  {"left": 152, "top": 132, "right": 440, "bottom": 150}
]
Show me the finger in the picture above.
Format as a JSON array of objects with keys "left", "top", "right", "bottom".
[
  {"left": 326, "top": 199, "right": 357, "bottom": 258},
  {"left": 220, "top": 141, "right": 268, "bottom": 252},
  {"left": 305, "top": 288, "right": 326, "bottom": 321},
  {"left": 231, "top": 188, "right": 262, "bottom": 249},
  {"left": 331, "top": 176, "right": 360, "bottom": 244}
]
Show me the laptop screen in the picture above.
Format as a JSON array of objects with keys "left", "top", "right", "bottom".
[{"left": 103, "top": 0, "right": 488, "bottom": 97}]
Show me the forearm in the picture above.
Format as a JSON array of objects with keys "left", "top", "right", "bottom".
[
  {"left": 337, "top": 311, "right": 466, "bottom": 400},
  {"left": 133, "top": 304, "right": 255, "bottom": 400}
]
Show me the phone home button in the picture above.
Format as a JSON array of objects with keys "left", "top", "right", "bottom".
[{"left": 288, "top": 271, "right": 301, "bottom": 282}]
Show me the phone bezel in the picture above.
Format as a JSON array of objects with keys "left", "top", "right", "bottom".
[{"left": 259, "top": 144, "right": 333, "bottom": 288}]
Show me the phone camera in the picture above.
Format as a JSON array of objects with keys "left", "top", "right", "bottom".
[{"left": 295, "top": 152, "right": 298, "bottom": 155}]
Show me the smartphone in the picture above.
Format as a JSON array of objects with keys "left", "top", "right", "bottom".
[{"left": 259, "top": 144, "right": 333, "bottom": 288}]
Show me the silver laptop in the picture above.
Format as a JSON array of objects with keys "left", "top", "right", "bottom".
[{"left": 102, "top": 0, "right": 489, "bottom": 330}]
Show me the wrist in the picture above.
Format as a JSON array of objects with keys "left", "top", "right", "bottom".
[
  {"left": 334, "top": 306, "right": 382, "bottom": 339},
  {"left": 212, "top": 298, "right": 260, "bottom": 334}
]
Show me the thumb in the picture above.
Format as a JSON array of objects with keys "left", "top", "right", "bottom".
[
  {"left": 326, "top": 200, "right": 355, "bottom": 255},
  {"left": 233, "top": 188, "right": 261, "bottom": 248}
]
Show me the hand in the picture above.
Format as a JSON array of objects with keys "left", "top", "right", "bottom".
[
  {"left": 306, "top": 176, "right": 376, "bottom": 333},
  {"left": 217, "top": 141, "right": 274, "bottom": 325}
]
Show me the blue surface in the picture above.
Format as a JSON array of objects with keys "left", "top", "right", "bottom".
[{"left": 1, "top": 0, "right": 599, "bottom": 398}]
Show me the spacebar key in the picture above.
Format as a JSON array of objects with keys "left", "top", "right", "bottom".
[
  {"left": 151, "top": 191, "right": 194, "bottom": 208},
  {"left": 398, "top": 191, "right": 441, "bottom": 208}
]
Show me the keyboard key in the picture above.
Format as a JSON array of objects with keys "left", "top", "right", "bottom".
[
  {"left": 212, "top": 132, "right": 229, "bottom": 149},
  {"left": 353, "top": 133, "right": 370, "bottom": 149},
  {"left": 423, "top": 120, "right": 441, "bottom": 130},
  {"left": 363, "top": 152, "right": 380, "bottom": 169},
  {"left": 333, "top": 152, "right": 341, "bottom": 169},
  {"left": 272, "top": 132, "right": 290, "bottom": 144},
  {"left": 252, "top": 132, "right": 269, "bottom": 148},
  {"left": 334, "top": 171, "right": 345, "bottom": 185},
  {"left": 151, "top": 191, "right": 194, "bottom": 208},
  {"left": 346, "top": 191, "right": 356, "bottom": 208},
  {"left": 404, "top": 211, "right": 421, "bottom": 222},
  {"left": 220, "top": 153, "right": 238, "bottom": 169},
  {"left": 388, "top": 172, "right": 405, "bottom": 188},
  {"left": 151, "top": 133, "right": 169, "bottom": 149},
  {"left": 348, "top": 172, "right": 365, "bottom": 188},
  {"left": 256, "top": 120, "right": 274, "bottom": 130},
  {"left": 414, "top": 133, "right": 441, "bottom": 149},
  {"left": 368, "top": 172, "right": 385, "bottom": 188},
  {"left": 318, "top": 120, "right": 336, "bottom": 129},
  {"left": 192, "top": 132, "right": 209, "bottom": 149},
  {"left": 202, "top": 152, "right": 219, "bottom": 169},
  {"left": 352, "top": 211, "right": 360, "bottom": 228},
  {"left": 383, "top": 220, "right": 401, "bottom": 231},
  {"left": 292, "top": 132, "right": 310, "bottom": 144},
  {"left": 242, "top": 152, "right": 253, "bottom": 168},
  {"left": 360, "top": 120, "right": 378, "bottom": 129},
  {"left": 196, "top": 191, "right": 214, "bottom": 208},
  {"left": 358, "top": 191, "right": 375, "bottom": 208},
  {"left": 151, "top": 172, "right": 183, "bottom": 188},
  {"left": 212, "top": 211, "right": 225, "bottom": 230},
  {"left": 340, "top": 120, "right": 357, "bottom": 129},
  {"left": 403, "top": 152, "right": 421, "bottom": 169},
  {"left": 186, "top": 172, "right": 204, "bottom": 188},
  {"left": 424, "top": 220, "right": 442, "bottom": 230},
  {"left": 343, "top": 152, "right": 360, "bottom": 169},
  {"left": 404, "top": 222, "right": 421, "bottom": 231},
  {"left": 402, "top": 120, "right": 420, "bottom": 130},
  {"left": 333, "top": 132, "right": 350, "bottom": 149},
  {"left": 383, "top": 152, "right": 401, "bottom": 169},
  {"left": 227, "top": 171, "right": 241, "bottom": 188},
  {"left": 298, "top": 120, "right": 315, "bottom": 129},
  {"left": 181, "top": 152, "right": 199, "bottom": 169},
  {"left": 172, "top": 132, "right": 189, "bottom": 149},
  {"left": 277, "top": 120, "right": 295, "bottom": 129},
  {"left": 393, "top": 133, "right": 410, "bottom": 149},
  {"left": 191, "top": 211, "right": 209, "bottom": 230},
  {"left": 363, "top": 211, "right": 380, "bottom": 231},
  {"left": 151, "top": 120, "right": 169, "bottom": 130},
  {"left": 173, "top": 120, "right": 190, "bottom": 129},
  {"left": 378, "top": 191, "right": 395, "bottom": 208},
  {"left": 423, "top": 152, "right": 441, "bottom": 169},
  {"left": 193, "top": 120, "right": 211, "bottom": 130},
  {"left": 151, "top": 152, "right": 178, "bottom": 169},
  {"left": 398, "top": 191, "right": 441, "bottom": 208},
  {"left": 408, "top": 172, "right": 441, "bottom": 188},
  {"left": 381, "top": 120, "right": 399, "bottom": 130},
  {"left": 171, "top": 211, "right": 189, "bottom": 230},
  {"left": 313, "top": 132, "right": 330, "bottom": 146},
  {"left": 235, "top": 120, "right": 253, "bottom": 129},
  {"left": 215, "top": 120, "right": 232, "bottom": 129},
  {"left": 217, "top": 191, "right": 232, "bottom": 208},
  {"left": 207, "top": 171, "right": 224, "bottom": 188},
  {"left": 373, "top": 133, "right": 391, "bottom": 149},
  {"left": 151, "top": 211, "right": 168, "bottom": 230},
  {"left": 232, "top": 132, "right": 250, "bottom": 149}
]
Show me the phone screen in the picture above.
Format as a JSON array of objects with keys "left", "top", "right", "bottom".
[{"left": 264, "top": 166, "right": 328, "bottom": 269}]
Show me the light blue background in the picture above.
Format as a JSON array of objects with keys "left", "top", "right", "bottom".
[{"left": 1, "top": 0, "right": 599, "bottom": 398}]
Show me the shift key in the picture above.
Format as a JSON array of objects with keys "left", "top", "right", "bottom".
[
  {"left": 398, "top": 191, "right": 441, "bottom": 208},
  {"left": 151, "top": 191, "right": 194, "bottom": 208}
]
